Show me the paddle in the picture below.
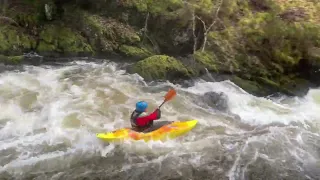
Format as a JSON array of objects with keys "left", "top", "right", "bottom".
[{"left": 158, "top": 88, "right": 176, "bottom": 109}]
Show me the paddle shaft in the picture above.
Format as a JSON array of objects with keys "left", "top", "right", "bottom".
[{"left": 158, "top": 101, "right": 166, "bottom": 109}]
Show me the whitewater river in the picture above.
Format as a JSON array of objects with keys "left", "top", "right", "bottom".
[{"left": 0, "top": 59, "right": 319, "bottom": 180}]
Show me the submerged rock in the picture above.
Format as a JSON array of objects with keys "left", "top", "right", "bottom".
[{"left": 200, "top": 92, "right": 229, "bottom": 112}]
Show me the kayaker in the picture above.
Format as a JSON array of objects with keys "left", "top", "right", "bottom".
[{"left": 130, "top": 101, "right": 161, "bottom": 132}]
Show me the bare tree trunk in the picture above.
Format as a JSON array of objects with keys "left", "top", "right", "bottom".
[
  {"left": 142, "top": 12, "right": 149, "bottom": 43},
  {"left": 0, "top": 16, "right": 18, "bottom": 26},
  {"left": 192, "top": 9, "right": 197, "bottom": 54},
  {"left": 197, "top": 0, "right": 223, "bottom": 52},
  {"left": 183, "top": 0, "right": 198, "bottom": 54},
  {"left": 0, "top": 0, "right": 19, "bottom": 27}
]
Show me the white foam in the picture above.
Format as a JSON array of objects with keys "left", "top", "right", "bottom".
[
  {"left": 1, "top": 60, "right": 320, "bottom": 177},
  {"left": 182, "top": 80, "right": 320, "bottom": 126}
]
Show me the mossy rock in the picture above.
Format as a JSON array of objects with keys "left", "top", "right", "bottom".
[
  {"left": 279, "top": 76, "right": 312, "bottom": 97},
  {"left": 82, "top": 14, "right": 141, "bottom": 53},
  {"left": 132, "top": 55, "right": 194, "bottom": 81},
  {"left": 119, "top": 45, "right": 154, "bottom": 60},
  {"left": 256, "top": 77, "right": 296, "bottom": 96},
  {"left": 0, "top": 25, "right": 36, "bottom": 55},
  {"left": 37, "top": 25, "right": 93, "bottom": 56},
  {"left": 231, "top": 75, "right": 309, "bottom": 97},
  {"left": 0, "top": 54, "right": 24, "bottom": 65},
  {"left": 231, "top": 76, "right": 267, "bottom": 96}
]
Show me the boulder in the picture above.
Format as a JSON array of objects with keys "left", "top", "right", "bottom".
[{"left": 130, "top": 55, "right": 195, "bottom": 81}]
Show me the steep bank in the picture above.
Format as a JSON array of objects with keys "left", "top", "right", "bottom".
[{"left": 0, "top": 0, "right": 320, "bottom": 96}]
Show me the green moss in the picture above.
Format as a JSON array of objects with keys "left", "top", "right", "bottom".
[
  {"left": 231, "top": 76, "right": 263, "bottom": 95},
  {"left": 0, "top": 55, "right": 23, "bottom": 65},
  {"left": 124, "top": 0, "right": 183, "bottom": 15},
  {"left": 86, "top": 14, "right": 140, "bottom": 44},
  {"left": 231, "top": 75, "right": 296, "bottom": 96},
  {"left": 0, "top": 25, "right": 35, "bottom": 55},
  {"left": 37, "top": 25, "right": 93, "bottom": 55},
  {"left": 82, "top": 13, "right": 141, "bottom": 53},
  {"left": 7, "top": 0, "right": 57, "bottom": 26},
  {"left": 256, "top": 77, "right": 295, "bottom": 95},
  {"left": 132, "top": 55, "right": 193, "bottom": 81},
  {"left": 8, "top": 56, "right": 23, "bottom": 64},
  {"left": 37, "top": 41, "right": 57, "bottom": 53},
  {"left": 206, "top": 27, "right": 241, "bottom": 73},
  {"left": 193, "top": 51, "right": 217, "bottom": 71},
  {"left": 280, "top": 76, "right": 309, "bottom": 91},
  {"left": 257, "top": 77, "right": 279, "bottom": 88},
  {"left": 119, "top": 45, "right": 154, "bottom": 59},
  {"left": 237, "top": 2, "right": 320, "bottom": 68}
]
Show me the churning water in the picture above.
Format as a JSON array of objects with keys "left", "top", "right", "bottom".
[{"left": 0, "top": 60, "right": 319, "bottom": 180}]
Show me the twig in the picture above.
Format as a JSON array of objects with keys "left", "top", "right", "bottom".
[{"left": 0, "top": 16, "right": 19, "bottom": 26}]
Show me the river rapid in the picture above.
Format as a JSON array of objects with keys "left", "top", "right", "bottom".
[{"left": 0, "top": 59, "right": 320, "bottom": 180}]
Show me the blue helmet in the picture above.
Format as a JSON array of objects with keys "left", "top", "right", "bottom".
[{"left": 136, "top": 101, "right": 148, "bottom": 112}]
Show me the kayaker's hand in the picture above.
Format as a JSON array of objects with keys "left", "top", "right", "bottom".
[{"left": 155, "top": 108, "right": 161, "bottom": 118}]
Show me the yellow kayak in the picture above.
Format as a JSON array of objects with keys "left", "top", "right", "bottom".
[{"left": 96, "top": 120, "right": 198, "bottom": 142}]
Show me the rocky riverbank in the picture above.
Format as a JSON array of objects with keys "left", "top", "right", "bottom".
[{"left": 0, "top": 0, "right": 320, "bottom": 97}]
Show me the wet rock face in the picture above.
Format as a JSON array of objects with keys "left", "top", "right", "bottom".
[
  {"left": 202, "top": 92, "right": 229, "bottom": 112},
  {"left": 192, "top": 91, "right": 229, "bottom": 112}
]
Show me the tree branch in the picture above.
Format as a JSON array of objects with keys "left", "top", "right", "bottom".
[
  {"left": 183, "top": 0, "right": 199, "bottom": 54},
  {"left": 196, "top": 15, "right": 206, "bottom": 31},
  {"left": 200, "top": 0, "right": 224, "bottom": 52},
  {"left": 0, "top": 16, "right": 19, "bottom": 26},
  {"left": 145, "top": 33, "right": 160, "bottom": 54},
  {"left": 205, "top": 0, "right": 223, "bottom": 34},
  {"left": 192, "top": 9, "right": 197, "bottom": 53},
  {"left": 142, "top": 12, "right": 149, "bottom": 43}
]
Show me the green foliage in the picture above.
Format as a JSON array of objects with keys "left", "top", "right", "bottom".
[
  {"left": 187, "top": 0, "right": 215, "bottom": 15},
  {"left": 0, "top": 55, "right": 24, "bottom": 65},
  {"left": 0, "top": 25, "right": 35, "bottom": 55},
  {"left": 8, "top": 0, "right": 57, "bottom": 27},
  {"left": 83, "top": 14, "right": 141, "bottom": 50},
  {"left": 193, "top": 51, "right": 217, "bottom": 71},
  {"left": 37, "top": 25, "right": 93, "bottom": 54},
  {"left": 124, "top": 0, "right": 183, "bottom": 15},
  {"left": 239, "top": 8, "right": 320, "bottom": 67}
]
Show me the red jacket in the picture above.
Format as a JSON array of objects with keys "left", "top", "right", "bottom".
[
  {"left": 136, "top": 110, "right": 160, "bottom": 126},
  {"left": 130, "top": 109, "right": 161, "bottom": 128}
]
